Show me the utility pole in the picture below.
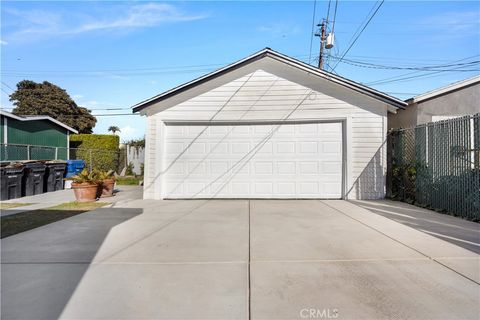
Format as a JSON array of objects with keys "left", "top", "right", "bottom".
[{"left": 315, "top": 19, "right": 326, "bottom": 70}]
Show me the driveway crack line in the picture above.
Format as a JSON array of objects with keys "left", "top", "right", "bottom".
[{"left": 321, "top": 201, "right": 480, "bottom": 285}]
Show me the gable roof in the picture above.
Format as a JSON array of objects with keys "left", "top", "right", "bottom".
[
  {"left": 132, "top": 48, "right": 407, "bottom": 113},
  {"left": 407, "top": 75, "right": 480, "bottom": 104},
  {"left": 0, "top": 110, "right": 78, "bottom": 133}
]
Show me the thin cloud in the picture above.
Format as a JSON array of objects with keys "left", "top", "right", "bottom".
[
  {"left": 119, "top": 125, "right": 141, "bottom": 141},
  {"left": 409, "top": 10, "right": 480, "bottom": 46},
  {"left": 422, "top": 11, "right": 480, "bottom": 34},
  {"left": 3, "top": 3, "right": 207, "bottom": 41},
  {"left": 75, "top": 3, "right": 205, "bottom": 33},
  {"left": 0, "top": 40, "right": 8, "bottom": 45}
]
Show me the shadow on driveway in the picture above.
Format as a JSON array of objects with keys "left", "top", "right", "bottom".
[
  {"left": 351, "top": 200, "right": 480, "bottom": 254},
  {"left": 1, "top": 207, "right": 143, "bottom": 320}
]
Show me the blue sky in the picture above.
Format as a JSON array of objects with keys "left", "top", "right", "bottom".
[{"left": 1, "top": 1, "right": 479, "bottom": 141}]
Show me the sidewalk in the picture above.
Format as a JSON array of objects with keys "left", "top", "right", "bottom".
[{"left": 1, "top": 185, "right": 143, "bottom": 216}]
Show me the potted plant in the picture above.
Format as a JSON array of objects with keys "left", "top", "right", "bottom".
[
  {"left": 68, "top": 169, "right": 101, "bottom": 202},
  {"left": 98, "top": 170, "right": 115, "bottom": 198}
]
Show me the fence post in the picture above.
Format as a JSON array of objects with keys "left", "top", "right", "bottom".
[
  {"left": 27, "top": 145, "right": 30, "bottom": 160},
  {"left": 55, "top": 147, "right": 58, "bottom": 160},
  {"left": 89, "top": 149, "right": 93, "bottom": 171},
  {"left": 386, "top": 132, "right": 392, "bottom": 198}
]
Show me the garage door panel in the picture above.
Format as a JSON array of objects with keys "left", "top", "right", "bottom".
[
  {"left": 297, "top": 123, "right": 318, "bottom": 134},
  {"left": 277, "top": 162, "right": 296, "bottom": 174},
  {"left": 276, "top": 141, "right": 295, "bottom": 154},
  {"left": 254, "top": 182, "right": 273, "bottom": 196},
  {"left": 232, "top": 142, "right": 250, "bottom": 154},
  {"left": 277, "top": 125, "right": 294, "bottom": 134},
  {"left": 298, "top": 162, "right": 318, "bottom": 174},
  {"left": 231, "top": 182, "right": 250, "bottom": 196},
  {"left": 299, "top": 182, "right": 320, "bottom": 195},
  {"left": 322, "top": 161, "right": 342, "bottom": 173},
  {"left": 163, "top": 122, "right": 343, "bottom": 199},
  {"left": 299, "top": 141, "right": 318, "bottom": 153},
  {"left": 210, "top": 142, "right": 229, "bottom": 154},
  {"left": 276, "top": 182, "right": 296, "bottom": 195},
  {"left": 257, "top": 142, "right": 273, "bottom": 154},
  {"left": 234, "top": 162, "right": 250, "bottom": 175}
]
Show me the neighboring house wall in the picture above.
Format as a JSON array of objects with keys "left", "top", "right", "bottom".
[
  {"left": 143, "top": 69, "right": 390, "bottom": 200},
  {"left": 126, "top": 145, "right": 145, "bottom": 175},
  {"left": 415, "top": 83, "right": 479, "bottom": 124},
  {"left": 1, "top": 115, "right": 69, "bottom": 160},
  {"left": 0, "top": 115, "right": 4, "bottom": 144},
  {"left": 389, "top": 81, "right": 480, "bottom": 129},
  {"left": 7, "top": 118, "right": 68, "bottom": 148}
]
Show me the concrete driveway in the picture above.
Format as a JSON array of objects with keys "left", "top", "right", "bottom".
[{"left": 1, "top": 200, "right": 479, "bottom": 319}]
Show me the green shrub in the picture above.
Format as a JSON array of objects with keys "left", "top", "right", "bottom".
[
  {"left": 70, "top": 134, "right": 119, "bottom": 172},
  {"left": 116, "top": 176, "right": 142, "bottom": 185},
  {"left": 125, "top": 162, "right": 134, "bottom": 176}
]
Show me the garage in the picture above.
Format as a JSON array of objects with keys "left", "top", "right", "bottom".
[
  {"left": 163, "top": 121, "right": 343, "bottom": 199},
  {"left": 133, "top": 48, "right": 406, "bottom": 200}
]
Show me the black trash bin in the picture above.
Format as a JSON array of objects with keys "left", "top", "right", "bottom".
[
  {"left": 0, "top": 162, "right": 9, "bottom": 200},
  {"left": 22, "top": 161, "right": 47, "bottom": 197},
  {"left": 1, "top": 163, "right": 25, "bottom": 200},
  {"left": 44, "top": 161, "right": 67, "bottom": 193}
]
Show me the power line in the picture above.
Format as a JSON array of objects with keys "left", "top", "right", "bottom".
[
  {"left": 369, "top": 67, "right": 479, "bottom": 86},
  {"left": 326, "top": 0, "right": 332, "bottom": 23},
  {"left": 331, "top": 0, "right": 339, "bottom": 34},
  {"left": 334, "top": 58, "right": 480, "bottom": 71},
  {"left": 1, "top": 81, "right": 15, "bottom": 92},
  {"left": 2, "top": 52, "right": 474, "bottom": 77},
  {"left": 365, "top": 55, "right": 480, "bottom": 85},
  {"left": 1, "top": 67, "right": 219, "bottom": 78},
  {"left": 13, "top": 113, "right": 140, "bottom": 117},
  {"left": 339, "top": 54, "right": 459, "bottom": 64},
  {"left": 308, "top": 0, "right": 318, "bottom": 64},
  {"left": 1, "top": 54, "right": 313, "bottom": 76},
  {"left": 1, "top": 63, "right": 226, "bottom": 74},
  {"left": 324, "top": 0, "right": 338, "bottom": 72},
  {"left": 334, "top": 20, "right": 479, "bottom": 26},
  {"left": 331, "top": 0, "right": 385, "bottom": 72}
]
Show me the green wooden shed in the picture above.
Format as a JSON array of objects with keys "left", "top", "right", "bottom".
[{"left": 1, "top": 110, "right": 78, "bottom": 161}]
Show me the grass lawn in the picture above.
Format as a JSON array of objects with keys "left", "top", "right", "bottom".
[
  {"left": 116, "top": 176, "right": 142, "bottom": 185},
  {"left": 1, "top": 201, "right": 109, "bottom": 239},
  {"left": 0, "top": 203, "right": 32, "bottom": 210}
]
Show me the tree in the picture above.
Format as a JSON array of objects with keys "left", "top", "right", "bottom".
[
  {"left": 10, "top": 80, "right": 97, "bottom": 133},
  {"left": 108, "top": 126, "right": 121, "bottom": 134}
]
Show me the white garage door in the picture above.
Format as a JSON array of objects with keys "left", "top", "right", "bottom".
[{"left": 163, "top": 121, "right": 343, "bottom": 199}]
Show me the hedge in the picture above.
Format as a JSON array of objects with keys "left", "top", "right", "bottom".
[{"left": 70, "top": 134, "right": 120, "bottom": 172}]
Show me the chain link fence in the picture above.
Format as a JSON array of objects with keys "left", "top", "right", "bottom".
[
  {"left": 387, "top": 113, "right": 480, "bottom": 221},
  {"left": 0, "top": 144, "right": 127, "bottom": 173}
]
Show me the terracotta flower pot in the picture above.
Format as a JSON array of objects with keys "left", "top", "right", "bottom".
[
  {"left": 72, "top": 182, "right": 99, "bottom": 202},
  {"left": 101, "top": 179, "right": 115, "bottom": 198}
]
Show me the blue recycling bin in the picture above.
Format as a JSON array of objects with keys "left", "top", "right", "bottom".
[{"left": 65, "top": 160, "right": 85, "bottom": 178}]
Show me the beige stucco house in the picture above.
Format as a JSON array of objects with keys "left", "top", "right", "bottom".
[{"left": 389, "top": 76, "right": 480, "bottom": 129}]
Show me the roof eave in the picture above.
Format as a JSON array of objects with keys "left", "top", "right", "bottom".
[
  {"left": 132, "top": 48, "right": 407, "bottom": 113},
  {"left": 411, "top": 75, "right": 480, "bottom": 104},
  {"left": 0, "top": 110, "right": 78, "bottom": 133}
]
